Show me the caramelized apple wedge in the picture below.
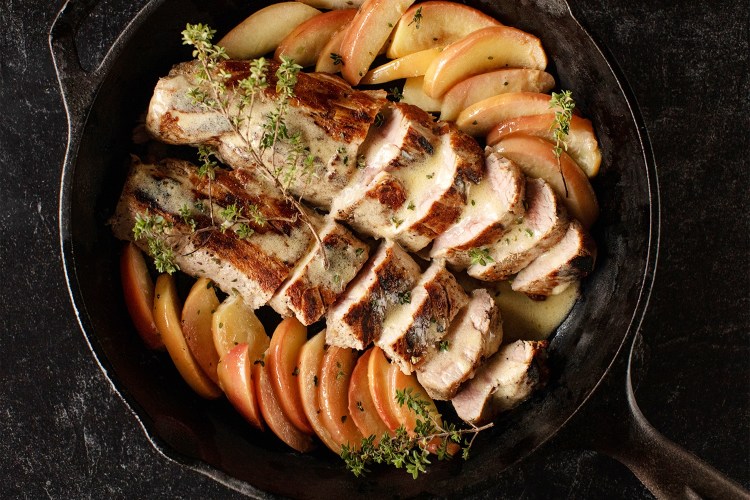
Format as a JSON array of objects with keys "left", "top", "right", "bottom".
[
  {"left": 275, "top": 9, "right": 357, "bottom": 67},
  {"left": 402, "top": 77, "right": 443, "bottom": 112},
  {"left": 315, "top": 26, "right": 349, "bottom": 74},
  {"left": 455, "top": 91, "right": 556, "bottom": 137},
  {"left": 386, "top": 362, "right": 442, "bottom": 435},
  {"left": 297, "top": 0, "right": 364, "bottom": 8},
  {"left": 360, "top": 47, "right": 442, "bottom": 85},
  {"left": 153, "top": 274, "right": 221, "bottom": 399},
  {"left": 387, "top": 1, "right": 501, "bottom": 58},
  {"left": 423, "top": 26, "right": 547, "bottom": 98},
  {"left": 120, "top": 243, "right": 163, "bottom": 350},
  {"left": 319, "top": 346, "right": 364, "bottom": 449},
  {"left": 212, "top": 295, "right": 269, "bottom": 361},
  {"left": 181, "top": 278, "right": 221, "bottom": 384},
  {"left": 367, "top": 347, "right": 401, "bottom": 432},
  {"left": 348, "top": 349, "right": 391, "bottom": 442},
  {"left": 218, "top": 343, "right": 264, "bottom": 430},
  {"left": 218, "top": 2, "right": 321, "bottom": 59},
  {"left": 266, "top": 318, "right": 314, "bottom": 435}
]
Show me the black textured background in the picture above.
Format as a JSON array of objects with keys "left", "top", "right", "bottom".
[{"left": 1, "top": 0, "right": 748, "bottom": 498}]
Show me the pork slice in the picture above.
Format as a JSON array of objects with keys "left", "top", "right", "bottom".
[
  {"left": 430, "top": 153, "right": 526, "bottom": 269},
  {"left": 376, "top": 262, "right": 469, "bottom": 374},
  {"left": 326, "top": 240, "right": 421, "bottom": 350},
  {"left": 111, "top": 158, "right": 314, "bottom": 309},
  {"left": 452, "top": 340, "right": 549, "bottom": 425},
  {"left": 512, "top": 220, "right": 596, "bottom": 298},
  {"left": 416, "top": 289, "right": 503, "bottom": 400},
  {"left": 468, "top": 178, "right": 569, "bottom": 282},
  {"left": 268, "top": 216, "right": 370, "bottom": 325}
]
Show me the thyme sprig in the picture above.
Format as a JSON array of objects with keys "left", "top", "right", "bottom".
[
  {"left": 340, "top": 388, "right": 492, "bottom": 478},
  {"left": 550, "top": 90, "right": 575, "bottom": 198},
  {"left": 468, "top": 248, "right": 494, "bottom": 266}
]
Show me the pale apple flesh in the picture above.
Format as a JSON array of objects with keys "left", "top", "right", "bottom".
[
  {"left": 120, "top": 243, "right": 163, "bottom": 350},
  {"left": 218, "top": 343, "right": 264, "bottom": 430},
  {"left": 153, "top": 274, "right": 222, "bottom": 399},
  {"left": 360, "top": 47, "right": 442, "bottom": 85},
  {"left": 402, "top": 76, "right": 443, "bottom": 112},
  {"left": 315, "top": 27, "right": 349, "bottom": 74},
  {"left": 218, "top": 2, "right": 321, "bottom": 60},
  {"left": 275, "top": 9, "right": 357, "bottom": 68},
  {"left": 367, "top": 346, "right": 401, "bottom": 432},
  {"left": 181, "top": 278, "right": 222, "bottom": 385},
  {"left": 440, "top": 69, "right": 556, "bottom": 121},
  {"left": 348, "top": 348, "right": 391, "bottom": 442},
  {"left": 423, "top": 26, "right": 548, "bottom": 98},
  {"left": 455, "top": 91, "right": 556, "bottom": 136},
  {"left": 211, "top": 294, "right": 268, "bottom": 360},
  {"left": 319, "top": 345, "right": 364, "bottom": 449},
  {"left": 387, "top": 1, "right": 501, "bottom": 59}
]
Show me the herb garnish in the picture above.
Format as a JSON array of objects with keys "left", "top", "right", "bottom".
[
  {"left": 468, "top": 248, "right": 494, "bottom": 266},
  {"left": 408, "top": 6, "right": 423, "bottom": 29},
  {"left": 549, "top": 90, "right": 575, "bottom": 197}
]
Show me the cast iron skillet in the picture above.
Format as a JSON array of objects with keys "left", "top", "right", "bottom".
[{"left": 50, "top": 0, "right": 747, "bottom": 497}]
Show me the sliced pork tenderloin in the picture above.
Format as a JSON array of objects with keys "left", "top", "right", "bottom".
[
  {"left": 452, "top": 340, "right": 549, "bottom": 425},
  {"left": 468, "top": 178, "right": 569, "bottom": 282},
  {"left": 416, "top": 289, "right": 503, "bottom": 400},
  {"left": 326, "top": 240, "right": 422, "bottom": 350}
]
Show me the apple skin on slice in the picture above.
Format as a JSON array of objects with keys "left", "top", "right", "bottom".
[
  {"left": 218, "top": 2, "right": 321, "bottom": 60},
  {"left": 275, "top": 9, "right": 357, "bottom": 68},
  {"left": 386, "top": 362, "right": 442, "bottom": 436},
  {"left": 359, "top": 47, "right": 442, "bottom": 85},
  {"left": 492, "top": 133, "right": 599, "bottom": 228},
  {"left": 455, "top": 91, "right": 556, "bottom": 137},
  {"left": 266, "top": 318, "right": 314, "bottom": 435},
  {"left": 387, "top": 1, "right": 501, "bottom": 59},
  {"left": 319, "top": 345, "right": 364, "bottom": 449},
  {"left": 253, "top": 359, "right": 315, "bottom": 453},
  {"left": 367, "top": 347, "right": 401, "bottom": 432},
  {"left": 212, "top": 294, "right": 269, "bottom": 361},
  {"left": 297, "top": 0, "right": 365, "bottom": 8},
  {"left": 487, "top": 113, "right": 602, "bottom": 178},
  {"left": 348, "top": 348, "right": 391, "bottom": 443},
  {"left": 181, "top": 278, "right": 222, "bottom": 385},
  {"left": 340, "top": 0, "right": 416, "bottom": 86},
  {"left": 120, "top": 243, "right": 163, "bottom": 350},
  {"left": 153, "top": 274, "right": 222, "bottom": 399},
  {"left": 440, "top": 69, "right": 555, "bottom": 122},
  {"left": 315, "top": 26, "right": 349, "bottom": 74},
  {"left": 423, "top": 26, "right": 547, "bottom": 98},
  {"left": 217, "top": 343, "right": 264, "bottom": 430}
]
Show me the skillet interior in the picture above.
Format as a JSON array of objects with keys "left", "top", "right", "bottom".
[{"left": 60, "top": 0, "right": 655, "bottom": 496}]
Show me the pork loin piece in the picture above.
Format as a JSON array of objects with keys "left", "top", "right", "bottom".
[
  {"left": 452, "top": 340, "right": 549, "bottom": 425},
  {"left": 268, "top": 217, "right": 370, "bottom": 325},
  {"left": 416, "top": 289, "right": 503, "bottom": 400},
  {"left": 111, "top": 159, "right": 315, "bottom": 309},
  {"left": 468, "top": 178, "right": 569, "bottom": 282},
  {"left": 326, "top": 240, "right": 421, "bottom": 350},
  {"left": 512, "top": 220, "right": 596, "bottom": 298},
  {"left": 377, "top": 262, "right": 469, "bottom": 374},
  {"left": 430, "top": 153, "right": 526, "bottom": 269},
  {"left": 146, "top": 60, "right": 387, "bottom": 210}
]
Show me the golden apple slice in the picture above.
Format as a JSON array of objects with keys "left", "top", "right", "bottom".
[
  {"left": 298, "top": 331, "right": 341, "bottom": 452},
  {"left": 386, "top": 362, "right": 442, "bottom": 435},
  {"left": 297, "top": 0, "right": 364, "bottom": 8},
  {"left": 218, "top": 2, "right": 321, "bottom": 60},
  {"left": 440, "top": 69, "right": 555, "bottom": 121},
  {"left": 388, "top": 1, "right": 501, "bottom": 58},
  {"left": 402, "top": 77, "right": 443, "bottom": 112},
  {"left": 120, "top": 243, "right": 163, "bottom": 350},
  {"left": 315, "top": 26, "right": 349, "bottom": 74},
  {"left": 181, "top": 278, "right": 221, "bottom": 385},
  {"left": 488, "top": 113, "right": 602, "bottom": 177},
  {"left": 455, "top": 91, "right": 555, "bottom": 136},
  {"left": 319, "top": 346, "right": 363, "bottom": 449},
  {"left": 153, "top": 275, "right": 221, "bottom": 399},
  {"left": 360, "top": 47, "right": 442, "bottom": 85},
  {"left": 253, "top": 360, "right": 315, "bottom": 452},
  {"left": 212, "top": 295, "right": 268, "bottom": 362},
  {"left": 266, "top": 318, "right": 314, "bottom": 435},
  {"left": 348, "top": 349, "right": 391, "bottom": 442},
  {"left": 423, "top": 26, "right": 547, "bottom": 98},
  {"left": 275, "top": 9, "right": 357, "bottom": 67},
  {"left": 367, "top": 346, "right": 400, "bottom": 432},
  {"left": 217, "top": 343, "right": 264, "bottom": 430},
  {"left": 340, "top": 0, "right": 416, "bottom": 85},
  {"left": 493, "top": 133, "right": 599, "bottom": 228}
]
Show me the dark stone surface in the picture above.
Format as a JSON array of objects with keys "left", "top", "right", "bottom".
[{"left": 0, "top": 0, "right": 747, "bottom": 498}]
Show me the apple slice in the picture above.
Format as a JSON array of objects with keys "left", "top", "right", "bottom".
[
  {"left": 402, "top": 77, "right": 443, "bottom": 112},
  {"left": 423, "top": 26, "right": 547, "bottom": 98},
  {"left": 367, "top": 347, "right": 401, "bottom": 432},
  {"left": 212, "top": 295, "right": 268, "bottom": 361},
  {"left": 120, "top": 243, "right": 163, "bottom": 350},
  {"left": 387, "top": 1, "right": 501, "bottom": 58},
  {"left": 315, "top": 26, "right": 349, "bottom": 74},
  {"left": 153, "top": 275, "right": 221, "bottom": 399},
  {"left": 217, "top": 343, "right": 264, "bottom": 430},
  {"left": 487, "top": 113, "right": 602, "bottom": 177},
  {"left": 181, "top": 278, "right": 221, "bottom": 385},
  {"left": 218, "top": 2, "right": 321, "bottom": 60},
  {"left": 319, "top": 346, "right": 364, "bottom": 449},
  {"left": 348, "top": 349, "right": 391, "bottom": 443},
  {"left": 266, "top": 318, "right": 314, "bottom": 435},
  {"left": 298, "top": 331, "right": 342, "bottom": 452},
  {"left": 440, "top": 69, "right": 555, "bottom": 121},
  {"left": 455, "top": 91, "right": 556, "bottom": 137},
  {"left": 275, "top": 9, "right": 357, "bottom": 67},
  {"left": 359, "top": 47, "right": 443, "bottom": 85},
  {"left": 253, "top": 359, "right": 315, "bottom": 452},
  {"left": 386, "top": 362, "right": 442, "bottom": 435},
  {"left": 492, "top": 133, "right": 599, "bottom": 228},
  {"left": 340, "top": 0, "right": 416, "bottom": 85},
  {"left": 297, "top": 0, "right": 365, "bottom": 8}
]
